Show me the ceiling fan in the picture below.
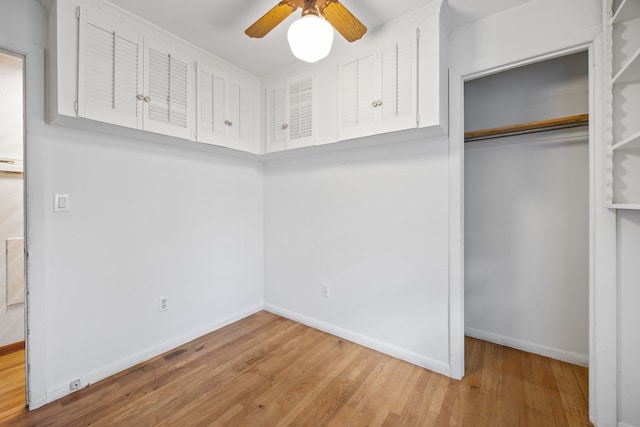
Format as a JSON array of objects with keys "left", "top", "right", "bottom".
[{"left": 245, "top": 0, "right": 367, "bottom": 62}]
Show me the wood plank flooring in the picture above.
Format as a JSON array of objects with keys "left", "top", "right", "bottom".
[
  {"left": 0, "top": 348, "right": 25, "bottom": 422},
  {"left": 1, "top": 311, "right": 591, "bottom": 426}
]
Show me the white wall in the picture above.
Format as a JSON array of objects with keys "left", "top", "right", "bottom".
[
  {"left": 264, "top": 137, "right": 451, "bottom": 373},
  {"left": 464, "top": 53, "right": 590, "bottom": 131},
  {"left": 0, "top": 52, "right": 24, "bottom": 347},
  {"left": 448, "top": 0, "right": 601, "bottom": 71},
  {"left": 464, "top": 53, "right": 590, "bottom": 365},
  {"left": 2, "top": 0, "right": 264, "bottom": 407},
  {"left": 465, "top": 130, "right": 589, "bottom": 363},
  {"left": 42, "top": 126, "right": 264, "bottom": 399},
  {"left": 617, "top": 210, "right": 640, "bottom": 425}
]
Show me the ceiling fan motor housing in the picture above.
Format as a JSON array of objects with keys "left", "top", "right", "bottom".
[{"left": 301, "top": 0, "right": 320, "bottom": 17}]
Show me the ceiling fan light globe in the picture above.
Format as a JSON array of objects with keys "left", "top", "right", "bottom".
[{"left": 287, "top": 15, "right": 334, "bottom": 63}]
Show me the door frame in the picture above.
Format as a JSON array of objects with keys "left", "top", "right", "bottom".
[
  {"left": 0, "top": 45, "right": 28, "bottom": 407},
  {"left": 448, "top": 38, "right": 618, "bottom": 425},
  {"left": 0, "top": 33, "right": 46, "bottom": 410}
]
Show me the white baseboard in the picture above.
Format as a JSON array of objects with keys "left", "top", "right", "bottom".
[
  {"left": 465, "top": 327, "right": 589, "bottom": 367},
  {"left": 45, "top": 304, "right": 263, "bottom": 405},
  {"left": 264, "top": 303, "right": 450, "bottom": 377}
]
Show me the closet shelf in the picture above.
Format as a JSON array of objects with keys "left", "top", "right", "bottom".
[
  {"left": 613, "top": 47, "right": 640, "bottom": 85},
  {"left": 613, "top": 0, "right": 640, "bottom": 24},
  {"left": 0, "top": 158, "right": 23, "bottom": 173},
  {"left": 613, "top": 130, "right": 640, "bottom": 150},
  {"left": 610, "top": 203, "right": 640, "bottom": 210},
  {"left": 464, "top": 114, "right": 589, "bottom": 142}
]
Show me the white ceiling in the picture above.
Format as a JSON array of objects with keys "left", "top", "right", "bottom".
[{"left": 108, "top": 0, "right": 532, "bottom": 77}]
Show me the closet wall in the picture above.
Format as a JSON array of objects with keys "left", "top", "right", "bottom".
[{"left": 464, "top": 52, "right": 590, "bottom": 364}]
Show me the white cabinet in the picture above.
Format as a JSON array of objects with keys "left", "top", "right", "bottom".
[
  {"left": 339, "top": 51, "right": 377, "bottom": 139},
  {"left": 265, "top": 73, "right": 316, "bottom": 153},
  {"left": 606, "top": 0, "right": 640, "bottom": 208},
  {"left": 143, "top": 39, "right": 193, "bottom": 139},
  {"left": 339, "top": 27, "right": 418, "bottom": 141},
  {"left": 196, "top": 63, "right": 254, "bottom": 151},
  {"left": 77, "top": 5, "right": 194, "bottom": 140},
  {"left": 77, "top": 7, "right": 143, "bottom": 130}
]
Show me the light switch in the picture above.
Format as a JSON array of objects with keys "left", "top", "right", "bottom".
[{"left": 54, "top": 194, "right": 70, "bottom": 212}]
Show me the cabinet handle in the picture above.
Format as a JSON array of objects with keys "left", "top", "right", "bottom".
[
  {"left": 144, "top": 96, "right": 151, "bottom": 103},
  {"left": 281, "top": 124, "right": 289, "bottom": 129},
  {"left": 136, "top": 94, "right": 145, "bottom": 101},
  {"left": 225, "top": 120, "right": 233, "bottom": 126}
]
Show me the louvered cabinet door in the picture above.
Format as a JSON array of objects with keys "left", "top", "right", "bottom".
[
  {"left": 78, "top": 8, "right": 143, "bottom": 129},
  {"left": 339, "top": 52, "right": 377, "bottom": 140},
  {"left": 266, "top": 83, "right": 287, "bottom": 153},
  {"left": 225, "top": 81, "right": 251, "bottom": 148},
  {"left": 378, "top": 30, "right": 418, "bottom": 133},
  {"left": 286, "top": 73, "right": 316, "bottom": 150},
  {"left": 196, "top": 64, "right": 226, "bottom": 145},
  {"left": 143, "top": 38, "right": 194, "bottom": 139}
]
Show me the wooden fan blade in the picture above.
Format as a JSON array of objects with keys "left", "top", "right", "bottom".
[
  {"left": 245, "top": 1, "right": 299, "bottom": 38},
  {"left": 318, "top": 0, "right": 367, "bottom": 42}
]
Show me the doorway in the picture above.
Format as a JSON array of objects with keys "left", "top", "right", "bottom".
[
  {"left": 448, "top": 39, "right": 619, "bottom": 422},
  {"left": 0, "top": 48, "right": 26, "bottom": 419},
  {"left": 463, "top": 52, "right": 590, "bottom": 365}
]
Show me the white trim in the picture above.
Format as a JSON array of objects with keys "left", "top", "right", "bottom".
[
  {"left": 589, "top": 34, "right": 619, "bottom": 427},
  {"left": 45, "top": 304, "right": 263, "bottom": 404},
  {"left": 448, "top": 66, "right": 464, "bottom": 380},
  {"left": 264, "top": 303, "right": 451, "bottom": 377},
  {"left": 465, "top": 327, "right": 589, "bottom": 367},
  {"left": 448, "top": 41, "right": 619, "bottom": 426},
  {"left": 0, "top": 33, "right": 46, "bottom": 410}
]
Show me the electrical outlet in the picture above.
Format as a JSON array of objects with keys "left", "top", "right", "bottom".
[
  {"left": 158, "top": 297, "right": 168, "bottom": 312},
  {"left": 321, "top": 283, "right": 330, "bottom": 298},
  {"left": 70, "top": 379, "right": 81, "bottom": 391}
]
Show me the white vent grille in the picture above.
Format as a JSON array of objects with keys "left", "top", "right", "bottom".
[
  {"left": 199, "top": 69, "right": 225, "bottom": 135},
  {"left": 85, "top": 23, "right": 115, "bottom": 111},
  {"left": 114, "top": 37, "right": 139, "bottom": 117},
  {"left": 288, "top": 77, "right": 313, "bottom": 140},
  {"left": 381, "top": 40, "right": 412, "bottom": 120},
  {"left": 148, "top": 49, "right": 188, "bottom": 128},
  {"left": 83, "top": 18, "right": 140, "bottom": 128}
]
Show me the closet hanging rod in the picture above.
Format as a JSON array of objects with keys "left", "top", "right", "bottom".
[{"left": 464, "top": 114, "right": 589, "bottom": 142}]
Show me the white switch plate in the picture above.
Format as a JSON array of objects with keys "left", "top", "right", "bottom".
[
  {"left": 321, "top": 283, "right": 330, "bottom": 298},
  {"left": 54, "top": 194, "right": 70, "bottom": 212}
]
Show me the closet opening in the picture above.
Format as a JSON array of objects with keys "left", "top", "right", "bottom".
[
  {"left": 463, "top": 52, "right": 590, "bottom": 367},
  {"left": 0, "top": 48, "right": 27, "bottom": 419}
]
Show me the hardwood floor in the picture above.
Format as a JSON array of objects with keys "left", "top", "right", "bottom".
[
  {"left": 0, "top": 348, "right": 25, "bottom": 422},
  {"left": 1, "top": 311, "right": 591, "bottom": 426}
]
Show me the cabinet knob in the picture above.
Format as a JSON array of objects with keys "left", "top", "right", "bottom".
[
  {"left": 144, "top": 96, "right": 151, "bottom": 103},
  {"left": 371, "top": 100, "right": 382, "bottom": 107},
  {"left": 225, "top": 120, "right": 233, "bottom": 126},
  {"left": 136, "top": 94, "right": 145, "bottom": 101},
  {"left": 281, "top": 124, "right": 289, "bottom": 129}
]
